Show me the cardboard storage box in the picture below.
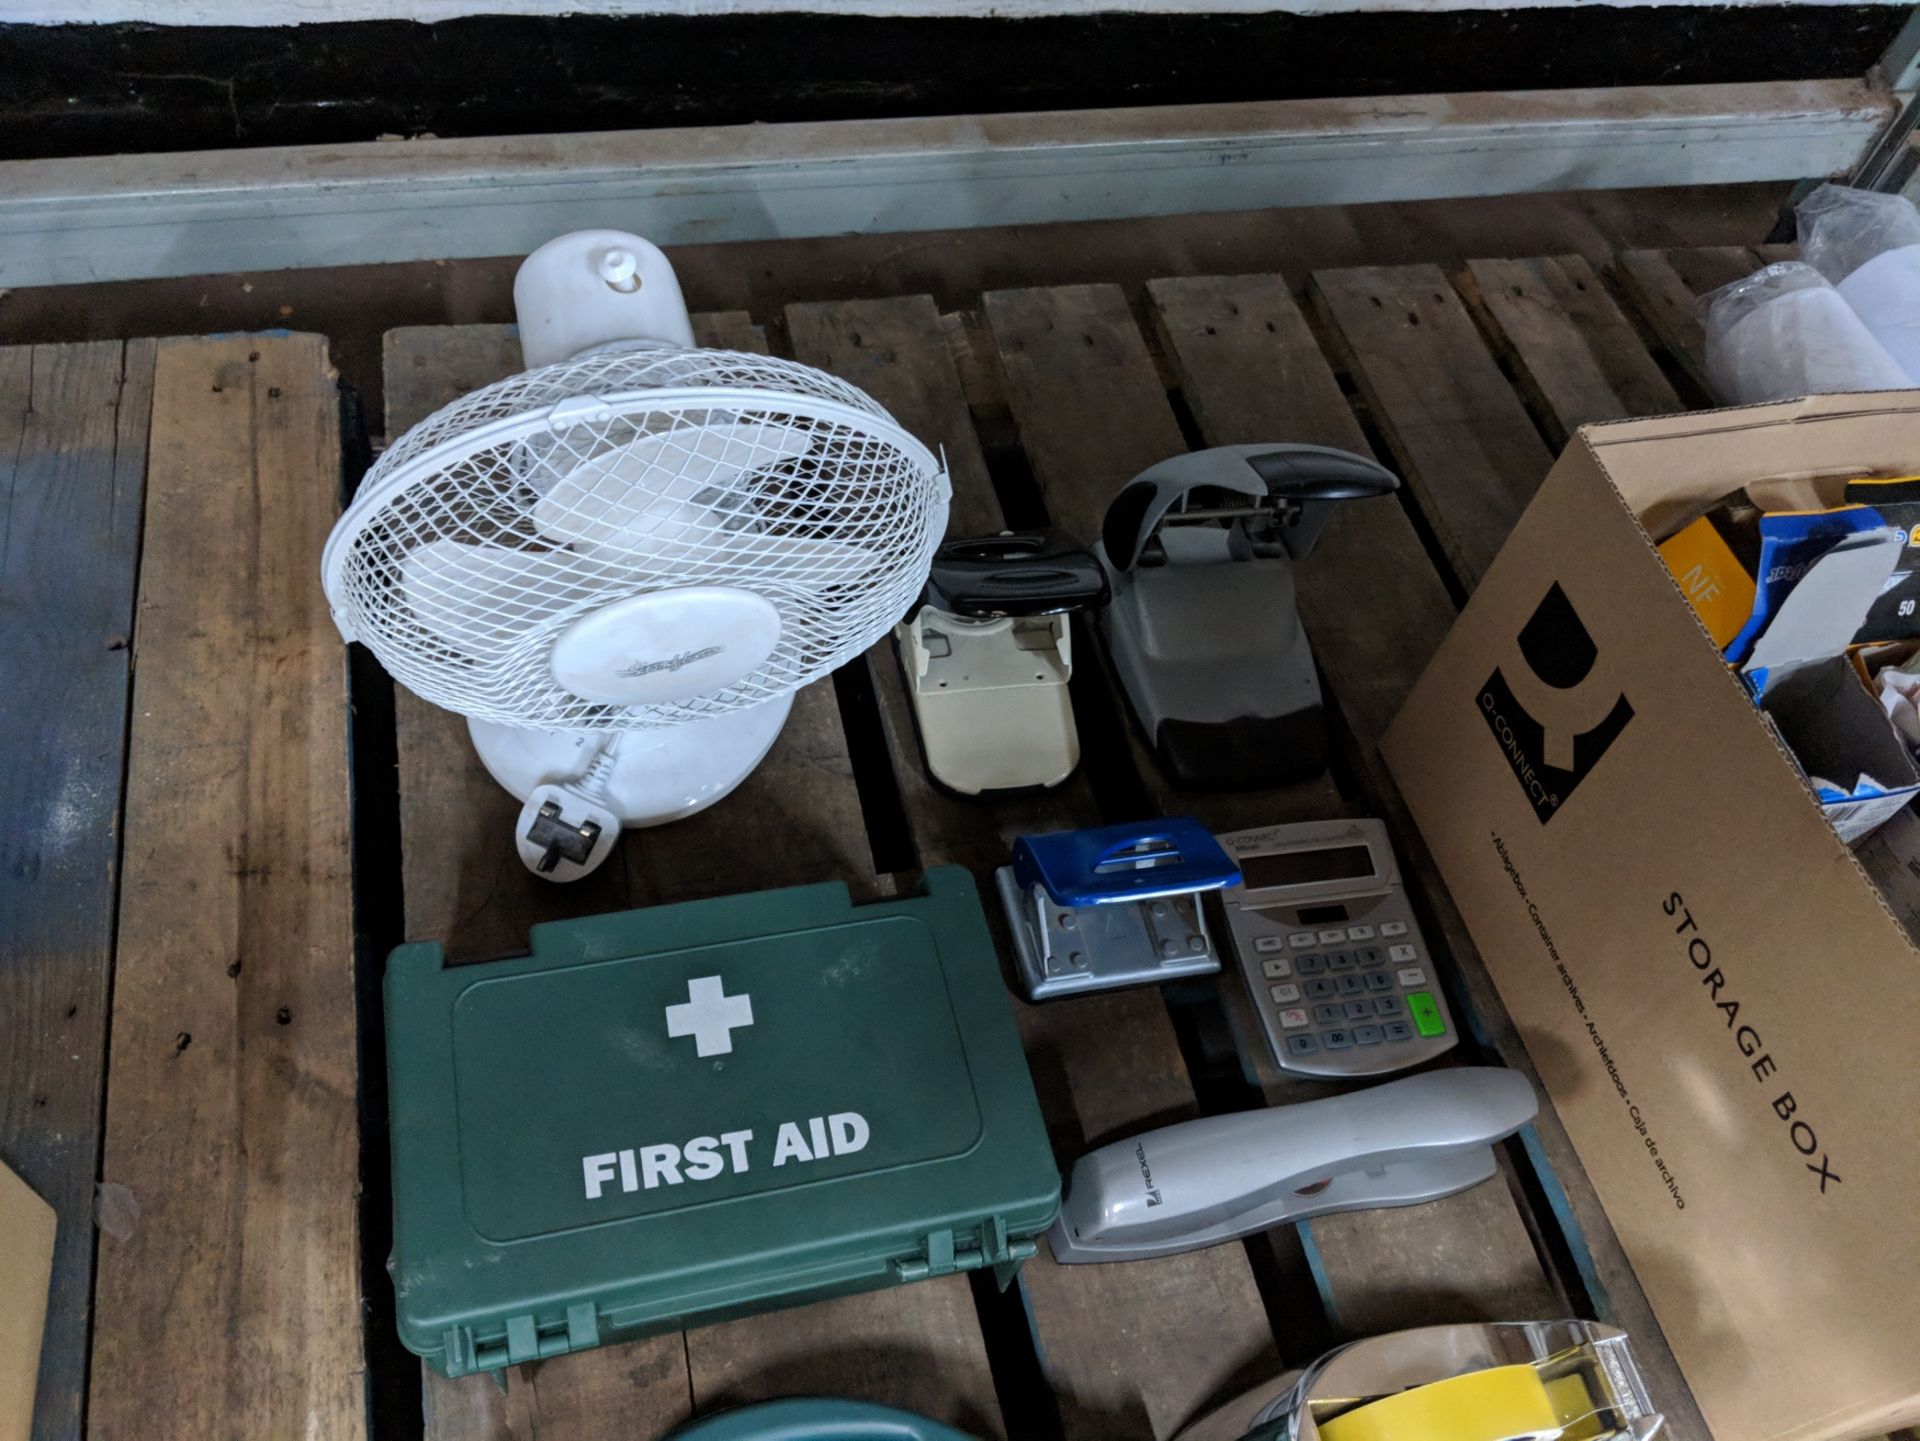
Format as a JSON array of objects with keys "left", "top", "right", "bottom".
[{"left": 1382, "top": 393, "right": 1920, "bottom": 1441}]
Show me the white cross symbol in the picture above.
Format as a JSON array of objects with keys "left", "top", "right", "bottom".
[{"left": 664, "top": 975, "right": 754, "bottom": 1058}]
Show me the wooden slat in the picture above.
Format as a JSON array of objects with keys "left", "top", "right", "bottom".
[
  {"left": 386, "top": 322, "right": 686, "bottom": 1441},
  {"left": 1612, "top": 246, "right": 1767, "bottom": 393},
  {"left": 789, "top": 296, "right": 1191, "bottom": 1440},
  {"left": 386, "top": 316, "right": 999, "bottom": 1440},
  {"left": 88, "top": 334, "right": 361, "bottom": 1440},
  {"left": 672, "top": 310, "right": 1001, "bottom": 1434},
  {"left": 0, "top": 339, "right": 154, "bottom": 1441},
  {"left": 983, "top": 285, "right": 1187, "bottom": 543},
  {"left": 1458, "top": 256, "right": 1684, "bottom": 446},
  {"left": 976, "top": 284, "right": 1284, "bottom": 1438},
  {"left": 421, "top": 1341, "right": 692, "bottom": 1441},
  {"left": 788, "top": 293, "right": 1090, "bottom": 886},
  {"left": 788, "top": 297, "right": 999, "bottom": 537},
  {"left": 796, "top": 293, "right": 1286, "bottom": 1437},
  {"left": 1309, "top": 265, "right": 1555, "bottom": 593},
  {"left": 695, "top": 309, "right": 771, "bottom": 355},
  {"left": 386, "top": 326, "right": 636, "bottom": 963},
  {"left": 1151, "top": 274, "right": 1715, "bottom": 1433},
  {"left": 1138, "top": 274, "right": 1566, "bottom": 1330}
]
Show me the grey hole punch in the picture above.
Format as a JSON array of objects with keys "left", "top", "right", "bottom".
[
  {"left": 1095, "top": 444, "right": 1399, "bottom": 790},
  {"left": 1047, "top": 1068, "right": 1537, "bottom": 1263}
]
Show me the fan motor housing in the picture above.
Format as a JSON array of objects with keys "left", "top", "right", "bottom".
[{"left": 546, "top": 586, "right": 782, "bottom": 707}]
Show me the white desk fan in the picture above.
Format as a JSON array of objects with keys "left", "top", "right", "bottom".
[{"left": 323, "top": 231, "right": 949, "bottom": 880}]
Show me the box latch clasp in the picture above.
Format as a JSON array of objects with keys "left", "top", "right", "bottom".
[{"left": 892, "top": 1218, "right": 1038, "bottom": 1283}]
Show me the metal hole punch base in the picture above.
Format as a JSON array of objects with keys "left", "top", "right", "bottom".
[{"left": 995, "top": 818, "right": 1242, "bottom": 1001}]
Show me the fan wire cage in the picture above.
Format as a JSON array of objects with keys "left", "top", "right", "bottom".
[{"left": 328, "top": 344, "right": 947, "bottom": 730}]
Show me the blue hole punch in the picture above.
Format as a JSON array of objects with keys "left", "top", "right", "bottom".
[{"left": 996, "top": 818, "right": 1241, "bottom": 1001}]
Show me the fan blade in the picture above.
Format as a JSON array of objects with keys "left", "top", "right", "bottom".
[
  {"left": 401, "top": 538, "right": 637, "bottom": 652},
  {"left": 674, "top": 531, "right": 879, "bottom": 588},
  {"left": 533, "top": 420, "right": 814, "bottom": 554}
]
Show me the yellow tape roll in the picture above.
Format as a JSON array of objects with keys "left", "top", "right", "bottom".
[
  {"left": 1318, "top": 1364, "right": 1563, "bottom": 1441},
  {"left": 1542, "top": 1374, "right": 1599, "bottom": 1441}
]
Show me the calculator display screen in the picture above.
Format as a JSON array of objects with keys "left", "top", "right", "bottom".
[
  {"left": 1295, "top": 902, "right": 1349, "bottom": 925},
  {"left": 1239, "top": 844, "right": 1376, "bottom": 891}
]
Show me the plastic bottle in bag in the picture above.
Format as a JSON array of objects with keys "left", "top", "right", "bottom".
[
  {"left": 1703, "top": 261, "right": 1909, "bottom": 405},
  {"left": 1797, "top": 183, "right": 1920, "bottom": 383}
]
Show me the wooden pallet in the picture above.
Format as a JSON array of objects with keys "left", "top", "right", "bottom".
[{"left": 9, "top": 250, "right": 1915, "bottom": 1441}]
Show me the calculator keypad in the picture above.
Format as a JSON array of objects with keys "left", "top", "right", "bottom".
[{"left": 1224, "top": 896, "right": 1455, "bottom": 1077}]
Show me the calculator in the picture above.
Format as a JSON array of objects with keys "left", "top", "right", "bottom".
[{"left": 1216, "top": 818, "right": 1456, "bottom": 1078}]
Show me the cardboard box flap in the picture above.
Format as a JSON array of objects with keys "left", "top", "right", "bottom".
[
  {"left": 1759, "top": 653, "right": 1920, "bottom": 803},
  {"left": 1581, "top": 390, "right": 1920, "bottom": 537},
  {"left": 0, "top": 1160, "right": 55, "bottom": 1441}
]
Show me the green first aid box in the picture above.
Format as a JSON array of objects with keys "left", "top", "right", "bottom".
[{"left": 385, "top": 866, "right": 1060, "bottom": 1377}]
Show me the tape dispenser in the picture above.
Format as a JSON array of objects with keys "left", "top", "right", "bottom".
[
  {"left": 1174, "top": 1319, "right": 1664, "bottom": 1441},
  {"left": 996, "top": 818, "right": 1241, "bottom": 1001}
]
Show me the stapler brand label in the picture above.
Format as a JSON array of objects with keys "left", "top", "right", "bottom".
[
  {"left": 1477, "top": 582, "right": 1633, "bottom": 822},
  {"left": 1134, "top": 1141, "right": 1163, "bottom": 1207}
]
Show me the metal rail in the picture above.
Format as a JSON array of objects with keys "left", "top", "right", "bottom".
[{"left": 0, "top": 79, "right": 1894, "bottom": 289}]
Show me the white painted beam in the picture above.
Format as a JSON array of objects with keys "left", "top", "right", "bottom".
[
  {"left": 9, "top": 0, "right": 1906, "bottom": 19},
  {"left": 1, "top": 80, "right": 1891, "bottom": 290}
]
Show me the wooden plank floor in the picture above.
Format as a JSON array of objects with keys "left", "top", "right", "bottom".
[
  {"left": 14, "top": 242, "right": 1914, "bottom": 1441},
  {"left": 88, "top": 336, "right": 362, "bottom": 1440}
]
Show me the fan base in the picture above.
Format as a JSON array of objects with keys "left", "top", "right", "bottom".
[{"left": 468, "top": 695, "right": 793, "bottom": 879}]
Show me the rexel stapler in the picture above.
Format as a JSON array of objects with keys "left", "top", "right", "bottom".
[
  {"left": 897, "top": 531, "right": 1109, "bottom": 795},
  {"left": 1095, "top": 444, "right": 1399, "bottom": 789},
  {"left": 1048, "top": 1068, "right": 1537, "bottom": 1263}
]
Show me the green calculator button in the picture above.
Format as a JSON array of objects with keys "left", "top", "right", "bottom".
[{"left": 1407, "top": 990, "right": 1446, "bottom": 1038}]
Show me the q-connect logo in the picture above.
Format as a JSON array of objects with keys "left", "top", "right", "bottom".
[
  {"left": 618, "top": 645, "right": 724, "bottom": 679},
  {"left": 1478, "top": 583, "right": 1633, "bottom": 823}
]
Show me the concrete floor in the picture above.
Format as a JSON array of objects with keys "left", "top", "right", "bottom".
[{"left": 0, "top": 182, "right": 1788, "bottom": 432}]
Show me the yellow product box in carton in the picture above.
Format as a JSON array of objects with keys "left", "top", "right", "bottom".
[
  {"left": 1382, "top": 393, "right": 1920, "bottom": 1441},
  {"left": 1656, "top": 513, "right": 1756, "bottom": 650}
]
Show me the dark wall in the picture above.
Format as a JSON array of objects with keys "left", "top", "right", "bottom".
[{"left": 0, "top": 6, "right": 1904, "bottom": 162}]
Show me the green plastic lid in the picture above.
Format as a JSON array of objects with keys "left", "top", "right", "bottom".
[
  {"left": 385, "top": 866, "right": 1059, "bottom": 1376},
  {"left": 667, "top": 1399, "right": 979, "bottom": 1440}
]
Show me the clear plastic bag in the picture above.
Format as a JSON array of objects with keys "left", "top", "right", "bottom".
[
  {"left": 1797, "top": 183, "right": 1920, "bottom": 382},
  {"left": 1703, "top": 261, "right": 1909, "bottom": 405},
  {"left": 1797, "top": 183, "right": 1920, "bottom": 282}
]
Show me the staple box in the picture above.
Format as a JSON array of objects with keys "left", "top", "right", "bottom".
[
  {"left": 1382, "top": 394, "right": 1920, "bottom": 1441},
  {"left": 385, "top": 867, "right": 1058, "bottom": 1378}
]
